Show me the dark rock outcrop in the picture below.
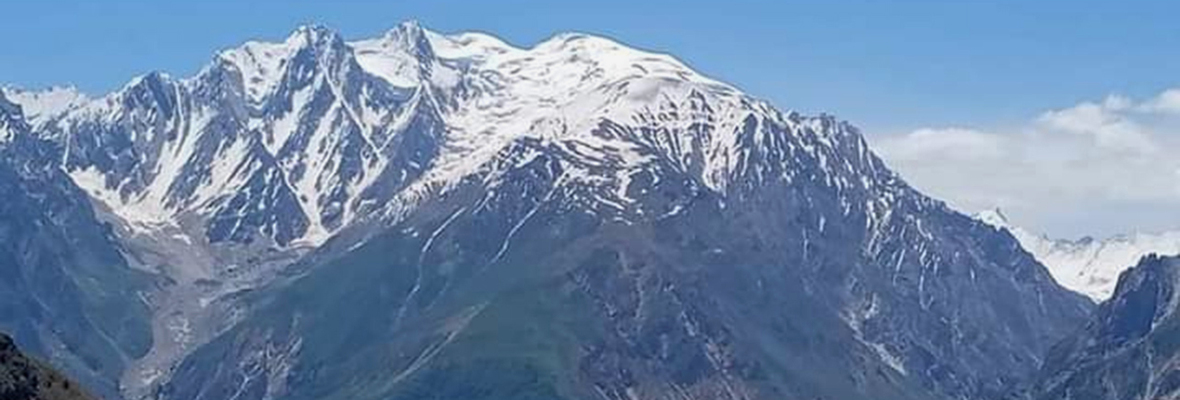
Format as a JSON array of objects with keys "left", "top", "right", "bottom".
[{"left": 0, "top": 333, "right": 96, "bottom": 400}]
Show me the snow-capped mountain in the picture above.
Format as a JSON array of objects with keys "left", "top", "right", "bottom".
[
  {"left": 977, "top": 208, "right": 1180, "bottom": 302},
  {"left": 14, "top": 21, "right": 914, "bottom": 397},
  {"left": 25, "top": 24, "right": 440, "bottom": 247},
  {"left": 16, "top": 21, "right": 810, "bottom": 250},
  {"left": 6, "top": 22, "right": 1094, "bottom": 400}
]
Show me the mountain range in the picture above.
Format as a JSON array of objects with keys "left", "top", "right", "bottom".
[
  {"left": 0, "top": 21, "right": 1139, "bottom": 400},
  {"left": 977, "top": 208, "right": 1180, "bottom": 302}
]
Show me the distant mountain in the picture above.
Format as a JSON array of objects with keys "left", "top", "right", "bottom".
[
  {"left": 977, "top": 208, "right": 1180, "bottom": 302},
  {"left": 0, "top": 333, "right": 96, "bottom": 400},
  {"left": 1024, "top": 254, "right": 1180, "bottom": 400},
  {"left": 7, "top": 22, "right": 1092, "bottom": 400}
]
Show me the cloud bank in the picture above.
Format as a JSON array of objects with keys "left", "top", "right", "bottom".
[{"left": 874, "top": 88, "right": 1180, "bottom": 238}]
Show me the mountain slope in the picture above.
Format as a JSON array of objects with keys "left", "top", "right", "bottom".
[
  {"left": 1025, "top": 254, "right": 1180, "bottom": 400},
  {"left": 113, "top": 23, "right": 1098, "bottom": 400},
  {"left": 0, "top": 93, "right": 153, "bottom": 400},
  {"left": 977, "top": 209, "right": 1180, "bottom": 302},
  {"left": 9, "top": 22, "right": 1095, "bottom": 400},
  {"left": 1, "top": 333, "right": 96, "bottom": 400}
]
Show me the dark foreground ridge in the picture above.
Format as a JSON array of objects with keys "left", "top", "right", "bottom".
[{"left": 0, "top": 333, "right": 95, "bottom": 400}]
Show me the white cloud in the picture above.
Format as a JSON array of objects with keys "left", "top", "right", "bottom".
[
  {"left": 873, "top": 87, "right": 1180, "bottom": 237},
  {"left": 881, "top": 127, "right": 1007, "bottom": 161},
  {"left": 1142, "top": 89, "right": 1180, "bottom": 114},
  {"left": 1036, "top": 98, "right": 1157, "bottom": 154}
]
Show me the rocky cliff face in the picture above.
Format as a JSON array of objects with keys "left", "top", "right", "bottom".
[{"left": 1025, "top": 254, "right": 1180, "bottom": 400}]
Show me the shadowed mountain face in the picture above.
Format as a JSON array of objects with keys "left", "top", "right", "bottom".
[
  {"left": 5, "top": 23, "right": 1095, "bottom": 400},
  {"left": 1, "top": 333, "right": 96, "bottom": 400},
  {"left": 0, "top": 93, "right": 152, "bottom": 400},
  {"left": 161, "top": 140, "right": 1092, "bottom": 400},
  {"left": 1025, "top": 254, "right": 1180, "bottom": 400}
]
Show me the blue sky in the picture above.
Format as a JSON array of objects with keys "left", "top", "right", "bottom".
[
  {"left": 3, "top": 0, "right": 1179, "bottom": 236},
  {"left": 4, "top": 0, "right": 1175, "bottom": 133}
]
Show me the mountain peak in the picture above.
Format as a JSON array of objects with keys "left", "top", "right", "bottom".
[
  {"left": 975, "top": 207, "right": 1011, "bottom": 228},
  {"left": 124, "top": 70, "right": 173, "bottom": 89},
  {"left": 287, "top": 23, "right": 342, "bottom": 48},
  {"left": 216, "top": 24, "right": 349, "bottom": 103},
  {"left": 369, "top": 20, "right": 436, "bottom": 64},
  {"left": 387, "top": 20, "right": 434, "bottom": 58},
  {"left": 283, "top": 24, "right": 351, "bottom": 61},
  {"left": 352, "top": 21, "right": 440, "bottom": 88},
  {"left": 386, "top": 20, "right": 426, "bottom": 38}
]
